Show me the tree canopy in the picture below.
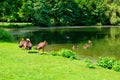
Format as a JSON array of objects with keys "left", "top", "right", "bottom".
[{"left": 0, "top": 0, "right": 120, "bottom": 26}]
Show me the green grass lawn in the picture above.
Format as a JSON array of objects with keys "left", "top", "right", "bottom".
[
  {"left": 0, "top": 22, "right": 33, "bottom": 28},
  {"left": 0, "top": 42, "right": 120, "bottom": 80}
]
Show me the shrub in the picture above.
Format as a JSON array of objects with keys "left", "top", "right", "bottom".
[
  {"left": 51, "top": 51, "right": 58, "bottom": 56},
  {"left": 112, "top": 62, "right": 120, "bottom": 72},
  {"left": 58, "top": 49, "right": 76, "bottom": 59},
  {"left": 97, "top": 57, "right": 116, "bottom": 69},
  {"left": 0, "top": 29, "right": 13, "bottom": 42}
]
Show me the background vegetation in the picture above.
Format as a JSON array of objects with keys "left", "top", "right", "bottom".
[
  {"left": 0, "top": 0, "right": 120, "bottom": 26},
  {"left": 0, "top": 28, "right": 13, "bottom": 42}
]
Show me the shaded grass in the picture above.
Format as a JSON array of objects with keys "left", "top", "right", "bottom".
[{"left": 0, "top": 42, "right": 120, "bottom": 80}]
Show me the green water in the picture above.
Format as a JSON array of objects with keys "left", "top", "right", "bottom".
[{"left": 7, "top": 27, "right": 109, "bottom": 44}]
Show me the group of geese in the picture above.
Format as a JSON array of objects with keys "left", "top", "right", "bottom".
[
  {"left": 72, "top": 40, "right": 92, "bottom": 50},
  {"left": 19, "top": 38, "right": 47, "bottom": 52},
  {"left": 19, "top": 38, "right": 92, "bottom": 52}
]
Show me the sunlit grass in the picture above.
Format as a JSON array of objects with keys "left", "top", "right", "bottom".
[
  {"left": 0, "top": 42, "right": 120, "bottom": 80},
  {"left": 0, "top": 22, "right": 33, "bottom": 28}
]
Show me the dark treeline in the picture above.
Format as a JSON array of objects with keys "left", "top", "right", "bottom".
[{"left": 0, "top": 0, "right": 120, "bottom": 26}]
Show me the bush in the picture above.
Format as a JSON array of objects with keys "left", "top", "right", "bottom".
[
  {"left": 58, "top": 49, "right": 76, "bottom": 59},
  {"left": 112, "top": 62, "right": 120, "bottom": 72},
  {"left": 0, "top": 29, "right": 13, "bottom": 42},
  {"left": 97, "top": 57, "right": 116, "bottom": 69},
  {"left": 51, "top": 51, "right": 58, "bottom": 56}
]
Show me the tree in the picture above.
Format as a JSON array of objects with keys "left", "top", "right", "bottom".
[
  {"left": 21, "top": 0, "right": 82, "bottom": 26},
  {"left": 0, "top": 0, "right": 120, "bottom": 26},
  {"left": 0, "top": 0, "right": 23, "bottom": 22},
  {"left": 105, "top": 2, "right": 120, "bottom": 25}
]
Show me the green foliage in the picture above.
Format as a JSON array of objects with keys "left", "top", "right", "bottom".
[
  {"left": 26, "top": 0, "right": 82, "bottom": 26},
  {"left": 97, "top": 57, "right": 116, "bottom": 69},
  {"left": 75, "top": 0, "right": 108, "bottom": 25},
  {"left": 112, "top": 62, "right": 120, "bottom": 72},
  {"left": 58, "top": 49, "right": 76, "bottom": 59},
  {"left": 0, "top": 29, "right": 13, "bottom": 42},
  {"left": 0, "top": 0, "right": 23, "bottom": 22},
  {"left": 0, "top": 0, "right": 120, "bottom": 26},
  {"left": 84, "top": 58, "right": 96, "bottom": 69},
  {"left": 50, "top": 49, "right": 77, "bottom": 59},
  {"left": 105, "top": 3, "right": 120, "bottom": 25},
  {"left": 51, "top": 50, "right": 58, "bottom": 56}
]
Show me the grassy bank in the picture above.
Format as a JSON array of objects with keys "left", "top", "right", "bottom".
[
  {"left": 0, "top": 22, "right": 33, "bottom": 28},
  {"left": 0, "top": 42, "right": 120, "bottom": 80}
]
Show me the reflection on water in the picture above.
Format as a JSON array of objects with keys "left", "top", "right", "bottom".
[{"left": 5, "top": 26, "right": 110, "bottom": 44}]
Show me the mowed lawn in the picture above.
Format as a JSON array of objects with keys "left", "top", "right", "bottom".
[{"left": 0, "top": 42, "right": 120, "bottom": 80}]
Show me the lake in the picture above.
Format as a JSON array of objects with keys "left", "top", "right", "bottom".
[{"left": 5, "top": 26, "right": 110, "bottom": 43}]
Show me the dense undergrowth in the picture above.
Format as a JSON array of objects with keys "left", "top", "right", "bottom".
[{"left": 0, "top": 28, "right": 13, "bottom": 42}]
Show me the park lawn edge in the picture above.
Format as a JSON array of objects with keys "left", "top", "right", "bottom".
[{"left": 0, "top": 42, "right": 120, "bottom": 80}]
